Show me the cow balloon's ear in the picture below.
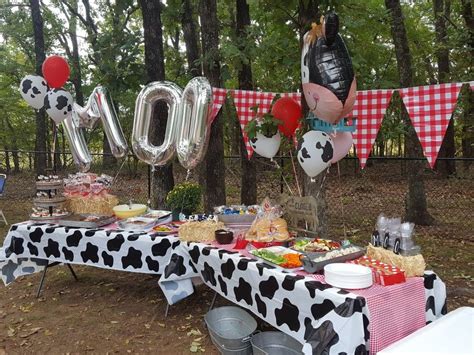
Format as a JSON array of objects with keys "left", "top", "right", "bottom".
[{"left": 323, "top": 12, "right": 339, "bottom": 46}]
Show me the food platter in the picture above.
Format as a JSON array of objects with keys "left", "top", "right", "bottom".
[
  {"left": 30, "top": 212, "right": 71, "bottom": 221},
  {"left": 299, "top": 245, "right": 366, "bottom": 273},
  {"left": 152, "top": 223, "right": 180, "bottom": 236},
  {"left": 292, "top": 238, "right": 342, "bottom": 253},
  {"left": 142, "top": 210, "right": 172, "bottom": 220},
  {"left": 117, "top": 217, "right": 157, "bottom": 231},
  {"left": 250, "top": 246, "right": 303, "bottom": 271}
]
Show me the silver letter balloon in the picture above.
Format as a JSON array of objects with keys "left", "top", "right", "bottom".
[
  {"left": 62, "top": 110, "right": 92, "bottom": 172},
  {"left": 132, "top": 77, "right": 213, "bottom": 169},
  {"left": 75, "top": 86, "right": 128, "bottom": 158},
  {"left": 132, "top": 81, "right": 183, "bottom": 166}
]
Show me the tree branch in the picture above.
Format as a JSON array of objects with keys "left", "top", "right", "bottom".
[
  {"left": 121, "top": 4, "right": 139, "bottom": 31},
  {"left": 60, "top": 0, "right": 89, "bottom": 29}
]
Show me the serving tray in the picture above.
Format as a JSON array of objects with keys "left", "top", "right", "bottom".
[
  {"left": 250, "top": 246, "right": 303, "bottom": 271},
  {"left": 300, "top": 246, "right": 366, "bottom": 274},
  {"left": 56, "top": 214, "right": 116, "bottom": 228}
]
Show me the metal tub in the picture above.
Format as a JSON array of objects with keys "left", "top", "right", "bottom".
[
  {"left": 205, "top": 306, "right": 257, "bottom": 354},
  {"left": 251, "top": 331, "right": 303, "bottom": 355}
]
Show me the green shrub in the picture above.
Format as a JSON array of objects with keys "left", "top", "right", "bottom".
[{"left": 166, "top": 182, "right": 202, "bottom": 215}]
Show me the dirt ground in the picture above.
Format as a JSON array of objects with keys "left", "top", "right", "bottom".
[{"left": 0, "top": 169, "right": 473, "bottom": 354}]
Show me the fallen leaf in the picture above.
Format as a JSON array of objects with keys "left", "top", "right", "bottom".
[
  {"left": 189, "top": 345, "right": 198, "bottom": 353},
  {"left": 157, "top": 323, "right": 165, "bottom": 328},
  {"left": 44, "top": 329, "right": 53, "bottom": 336},
  {"left": 144, "top": 323, "right": 151, "bottom": 329},
  {"left": 110, "top": 321, "right": 119, "bottom": 324},
  {"left": 7, "top": 327, "right": 15, "bottom": 337},
  {"left": 19, "top": 327, "right": 42, "bottom": 338},
  {"left": 187, "top": 329, "right": 202, "bottom": 337}
]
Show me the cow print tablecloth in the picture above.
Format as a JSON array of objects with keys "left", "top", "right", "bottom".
[
  {"left": 1, "top": 223, "right": 447, "bottom": 354},
  {"left": 0, "top": 223, "right": 195, "bottom": 304},
  {"left": 185, "top": 243, "right": 370, "bottom": 354}
]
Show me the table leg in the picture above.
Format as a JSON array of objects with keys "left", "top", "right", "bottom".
[
  {"left": 209, "top": 291, "right": 218, "bottom": 311},
  {"left": 36, "top": 262, "right": 78, "bottom": 298},
  {"left": 165, "top": 303, "right": 170, "bottom": 318},
  {"left": 67, "top": 264, "right": 78, "bottom": 281},
  {"left": 36, "top": 262, "right": 49, "bottom": 298}
]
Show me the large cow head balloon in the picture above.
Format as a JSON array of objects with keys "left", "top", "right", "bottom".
[{"left": 301, "top": 13, "right": 356, "bottom": 125}]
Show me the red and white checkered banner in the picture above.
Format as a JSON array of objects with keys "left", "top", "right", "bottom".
[
  {"left": 211, "top": 87, "right": 227, "bottom": 123},
  {"left": 399, "top": 83, "right": 465, "bottom": 168},
  {"left": 230, "top": 89, "right": 301, "bottom": 159},
  {"left": 348, "top": 89, "right": 394, "bottom": 169}
]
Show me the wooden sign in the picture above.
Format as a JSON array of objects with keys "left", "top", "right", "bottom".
[{"left": 279, "top": 194, "right": 319, "bottom": 236}]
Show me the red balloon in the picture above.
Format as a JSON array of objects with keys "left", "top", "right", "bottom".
[
  {"left": 42, "top": 56, "right": 70, "bottom": 88},
  {"left": 271, "top": 97, "right": 302, "bottom": 137}
]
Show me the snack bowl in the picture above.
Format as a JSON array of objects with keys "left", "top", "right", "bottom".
[
  {"left": 215, "top": 229, "right": 234, "bottom": 244},
  {"left": 113, "top": 204, "right": 147, "bottom": 219}
]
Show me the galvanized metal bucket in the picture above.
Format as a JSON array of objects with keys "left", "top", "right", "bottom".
[
  {"left": 205, "top": 306, "right": 257, "bottom": 354},
  {"left": 250, "top": 331, "right": 304, "bottom": 355}
]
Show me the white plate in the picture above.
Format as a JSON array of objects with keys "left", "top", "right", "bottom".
[{"left": 324, "top": 263, "right": 373, "bottom": 289}]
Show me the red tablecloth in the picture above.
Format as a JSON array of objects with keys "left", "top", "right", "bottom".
[{"left": 304, "top": 274, "right": 426, "bottom": 354}]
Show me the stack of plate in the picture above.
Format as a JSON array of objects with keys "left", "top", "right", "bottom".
[{"left": 324, "top": 263, "right": 373, "bottom": 289}]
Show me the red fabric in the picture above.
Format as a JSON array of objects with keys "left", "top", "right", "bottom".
[
  {"left": 211, "top": 87, "right": 227, "bottom": 123},
  {"left": 399, "top": 83, "right": 463, "bottom": 168},
  {"left": 348, "top": 90, "right": 393, "bottom": 169},
  {"left": 230, "top": 90, "right": 301, "bottom": 159}
]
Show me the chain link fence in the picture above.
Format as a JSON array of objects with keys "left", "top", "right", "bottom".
[{"left": 0, "top": 150, "right": 472, "bottom": 240}]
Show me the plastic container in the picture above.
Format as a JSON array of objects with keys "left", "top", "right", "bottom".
[{"left": 251, "top": 331, "right": 303, "bottom": 355}]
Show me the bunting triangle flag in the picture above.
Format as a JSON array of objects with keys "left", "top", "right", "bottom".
[
  {"left": 210, "top": 87, "right": 227, "bottom": 123},
  {"left": 399, "top": 83, "right": 463, "bottom": 168},
  {"left": 230, "top": 90, "right": 300, "bottom": 159},
  {"left": 348, "top": 89, "right": 394, "bottom": 168}
]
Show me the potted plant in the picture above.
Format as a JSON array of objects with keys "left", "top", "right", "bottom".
[
  {"left": 244, "top": 98, "right": 282, "bottom": 159},
  {"left": 166, "top": 182, "right": 202, "bottom": 220}
]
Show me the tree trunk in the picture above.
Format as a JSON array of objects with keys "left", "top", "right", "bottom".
[
  {"left": 433, "top": 0, "right": 455, "bottom": 175},
  {"left": 200, "top": 0, "right": 226, "bottom": 211},
  {"left": 461, "top": 85, "right": 473, "bottom": 172},
  {"left": 181, "top": 0, "right": 202, "bottom": 77},
  {"left": 460, "top": 0, "right": 473, "bottom": 172},
  {"left": 4, "top": 148, "right": 10, "bottom": 173},
  {"left": 460, "top": 0, "right": 474, "bottom": 58},
  {"left": 385, "top": 0, "right": 434, "bottom": 225},
  {"left": 69, "top": 0, "right": 84, "bottom": 106},
  {"left": 102, "top": 135, "right": 116, "bottom": 167},
  {"left": 5, "top": 117, "right": 20, "bottom": 173},
  {"left": 236, "top": 0, "right": 257, "bottom": 205},
  {"left": 139, "top": 0, "right": 174, "bottom": 208},
  {"left": 30, "top": 0, "right": 47, "bottom": 175}
]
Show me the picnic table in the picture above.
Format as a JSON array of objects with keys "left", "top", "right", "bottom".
[{"left": 1, "top": 222, "right": 447, "bottom": 354}]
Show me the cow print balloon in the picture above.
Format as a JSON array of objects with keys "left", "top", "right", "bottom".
[
  {"left": 19, "top": 75, "right": 48, "bottom": 110},
  {"left": 44, "top": 88, "right": 73, "bottom": 124},
  {"left": 297, "top": 130, "right": 333, "bottom": 178}
]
